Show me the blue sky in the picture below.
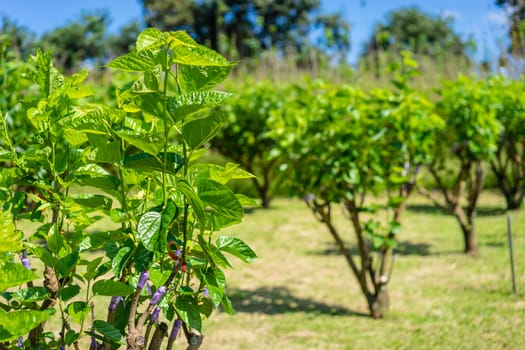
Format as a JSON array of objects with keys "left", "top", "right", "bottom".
[{"left": 0, "top": 0, "right": 509, "bottom": 64}]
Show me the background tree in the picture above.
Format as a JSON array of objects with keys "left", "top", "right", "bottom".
[
  {"left": 105, "top": 20, "right": 143, "bottom": 59},
  {"left": 140, "top": 0, "right": 350, "bottom": 61},
  {"left": 0, "top": 17, "right": 36, "bottom": 59},
  {"left": 496, "top": 0, "right": 525, "bottom": 56},
  {"left": 418, "top": 76, "right": 502, "bottom": 254},
  {"left": 38, "top": 10, "right": 109, "bottom": 72},
  {"left": 213, "top": 79, "right": 289, "bottom": 208},
  {"left": 360, "top": 7, "right": 469, "bottom": 77}
]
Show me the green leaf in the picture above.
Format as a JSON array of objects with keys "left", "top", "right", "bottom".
[
  {"left": 183, "top": 113, "right": 225, "bottom": 149},
  {"left": 193, "top": 163, "right": 255, "bottom": 184},
  {"left": 203, "top": 267, "right": 226, "bottom": 306},
  {"left": 58, "top": 285, "right": 81, "bottom": 302},
  {"left": 140, "top": 92, "right": 164, "bottom": 118},
  {"left": 67, "top": 301, "right": 91, "bottom": 324},
  {"left": 107, "top": 50, "right": 156, "bottom": 72},
  {"left": 92, "top": 280, "right": 134, "bottom": 297},
  {"left": 236, "top": 194, "right": 260, "bottom": 208},
  {"left": 197, "top": 235, "right": 232, "bottom": 268},
  {"left": 115, "top": 129, "right": 163, "bottom": 155},
  {"left": 167, "top": 91, "right": 231, "bottom": 122},
  {"left": 2, "top": 287, "right": 51, "bottom": 303},
  {"left": 0, "top": 308, "right": 55, "bottom": 342},
  {"left": 93, "top": 320, "right": 125, "bottom": 344},
  {"left": 71, "top": 194, "right": 113, "bottom": 210},
  {"left": 65, "top": 330, "right": 80, "bottom": 346},
  {"left": 137, "top": 211, "right": 162, "bottom": 252},
  {"left": 167, "top": 31, "right": 198, "bottom": 47},
  {"left": 176, "top": 179, "right": 207, "bottom": 227},
  {"left": 0, "top": 210, "right": 22, "bottom": 252},
  {"left": 136, "top": 28, "right": 166, "bottom": 51},
  {"left": 216, "top": 236, "right": 257, "bottom": 263},
  {"left": 180, "top": 65, "right": 233, "bottom": 93},
  {"left": 171, "top": 45, "right": 233, "bottom": 67},
  {"left": 63, "top": 128, "right": 89, "bottom": 146},
  {"left": 111, "top": 246, "right": 132, "bottom": 278},
  {"left": 74, "top": 166, "right": 121, "bottom": 197},
  {"left": 135, "top": 243, "right": 154, "bottom": 272},
  {"left": 220, "top": 292, "right": 234, "bottom": 316},
  {"left": 175, "top": 295, "right": 202, "bottom": 332},
  {"left": 123, "top": 152, "right": 184, "bottom": 175},
  {"left": 88, "top": 141, "right": 122, "bottom": 164},
  {"left": 0, "top": 262, "right": 38, "bottom": 292},
  {"left": 57, "top": 251, "right": 79, "bottom": 278},
  {"left": 389, "top": 220, "right": 402, "bottom": 235},
  {"left": 0, "top": 148, "right": 13, "bottom": 162},
  {"left": 197, "top": 179, "right": 243, "bottom": 220}
]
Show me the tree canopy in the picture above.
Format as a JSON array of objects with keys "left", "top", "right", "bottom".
[
  {"left": 141, "top": 0, "right": 350, "bottom": 60},
  {"left": 496, "top": 0, "right": 525, "bottom": 56},
  {"left": 363, "top": 7, "right": 467, "bottom": 58}
]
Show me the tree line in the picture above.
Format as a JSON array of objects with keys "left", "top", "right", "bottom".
[{"left": 3, "top": 0, "right": 510, "bottom": 73}]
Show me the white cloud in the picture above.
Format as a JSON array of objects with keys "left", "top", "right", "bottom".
[
  {"left": 441, "top": 9, "right": 461, "bottom": 21},
  {"left": 485, "top": 10, "right": 509, "bottom": 27}
]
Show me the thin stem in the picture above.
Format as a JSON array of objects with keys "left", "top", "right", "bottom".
[{"left": 161, "top": 50, "right": 171, "bottom": 210}]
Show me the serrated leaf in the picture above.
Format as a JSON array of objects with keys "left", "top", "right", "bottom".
[
  {"left": 183, "top": 113, "right": 225, "bottom": 149},
  {"left": 236, "top": 194, "right": 260, "bottom": 207},
  {"left": 71, "top": 194, "right": 113, "bottom": 210},
  {"left": 220, "top": 292, "right": 234, "bottom": 315},
  {"left": 171, "top": 44, "right": 233, "bottom": 67},
  {"left": 123, "top": 152, "right": 184, "bottom": 175},
  {"left": 175, "top": 295, "right": 202, "bottom": 332},
  {"left": 107, "top": 51, "right": 157, "bottom": 72},
  {"left": 197, "top": 179, "right": 243, "bottom": 220},
  {"left": 73, "top": 167, "right": 121, "bottom": 198},
  {"left": 88, "top": 141, "right": 122, "bottom": 164},
  {"left": 57, "top": 251, "right": 79, "bottom": 278},
  {"left": 63, "top": 128, "right": 89, "bottom": 146},
  {"left": 136, "top": 28, "right": 166, "bottom": 51},
  {"left": 203, "top": 267, "right": 226, "bottom": 306},
  {"left": 2, "top": 287, "right": 51, "bottom": 303},
  {"left": 137, "top": 211, "right": 162, "bottom": 252},
  {"left": 177, "top": 179, "right": 207, "bottom": 228},
  {"left": 0, "top": 210, "right": 22, "bottom": 252},
  {"left": 180, "top": 65, "right": 233, "bottom": 93},
  {"left": 0, "top": 308, "right": 55, "bottom": 342},
  {"left": 111, "top": 246, "right": 132, "bottom": 278},
  {"left": 168, "top": 91, "right": 231, "bottom": 122},
  {"left": 58, "top": 285, "right": 81, "bottom": 302},
  {"left": 0, "top": 263, "right": 38, "bottom": 292},
  {"left": 115, "top": 129, "right": 163, "bottom": 155},
  {"left": 67, "top": 301, "right": 91, "bottom": 324},
  {"left": 92, "top": 280, "right": 134, "bottom": 297},
  {"left": 93, "top": 320, "right": 125, "bottom": 344},
  {"left": 216, "top": 236, "right": 257, "bottom": 263},
  {"left": 135, "top": 243, "right": 154, "bottom": 272}
]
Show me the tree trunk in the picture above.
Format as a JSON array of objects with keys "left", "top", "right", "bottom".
[
  {"left": 460, "top": 223, "right": 478, "bottom": 254},
  {"left": 368, "top": 288, "right": 389, "bottom": 319},
  {"left": 252, "top": 177, "right": 271, "bottom": 208},
  {"left": 504, "top": 192, "right": 523, "bottom": 210}
]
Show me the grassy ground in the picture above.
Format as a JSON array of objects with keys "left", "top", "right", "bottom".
[{"left": 201, "top": 192, "right": 525, "bottom": 350}]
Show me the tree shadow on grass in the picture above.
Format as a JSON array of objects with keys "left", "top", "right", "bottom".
[
  {"left": 228, "top": 286, "right": 368, "bottom": 317},
  {"left": 309, "top": 240, "right": 433, "bottom": 257},
  {"left": 406, "top": 204, "right": 506, "bottom": 217}
]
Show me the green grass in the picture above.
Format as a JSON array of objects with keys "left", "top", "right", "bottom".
[{"left": 202, "top": 192, "right": 525, "bottom": 350}]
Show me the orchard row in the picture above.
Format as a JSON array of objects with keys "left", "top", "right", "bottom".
[{"left": 212, "top": 55, "right": 525, "bottom": 317}]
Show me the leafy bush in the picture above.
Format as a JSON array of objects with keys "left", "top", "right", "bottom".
[{"left": 0, "top": 28, "right": 256, "bottom": 350}]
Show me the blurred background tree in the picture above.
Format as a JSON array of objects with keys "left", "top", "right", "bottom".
[
  {"left": 359, "top": 7, "right": 473, "bottom": 79},
  {"left": 38, "top": 10, "right": 110, "bottom": 72},
  {"left": 496, "top": 0, "right": 525, "bottom": 56},
  {"left": 141, "top": 0, "right": 349, "bottom": 64}
]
